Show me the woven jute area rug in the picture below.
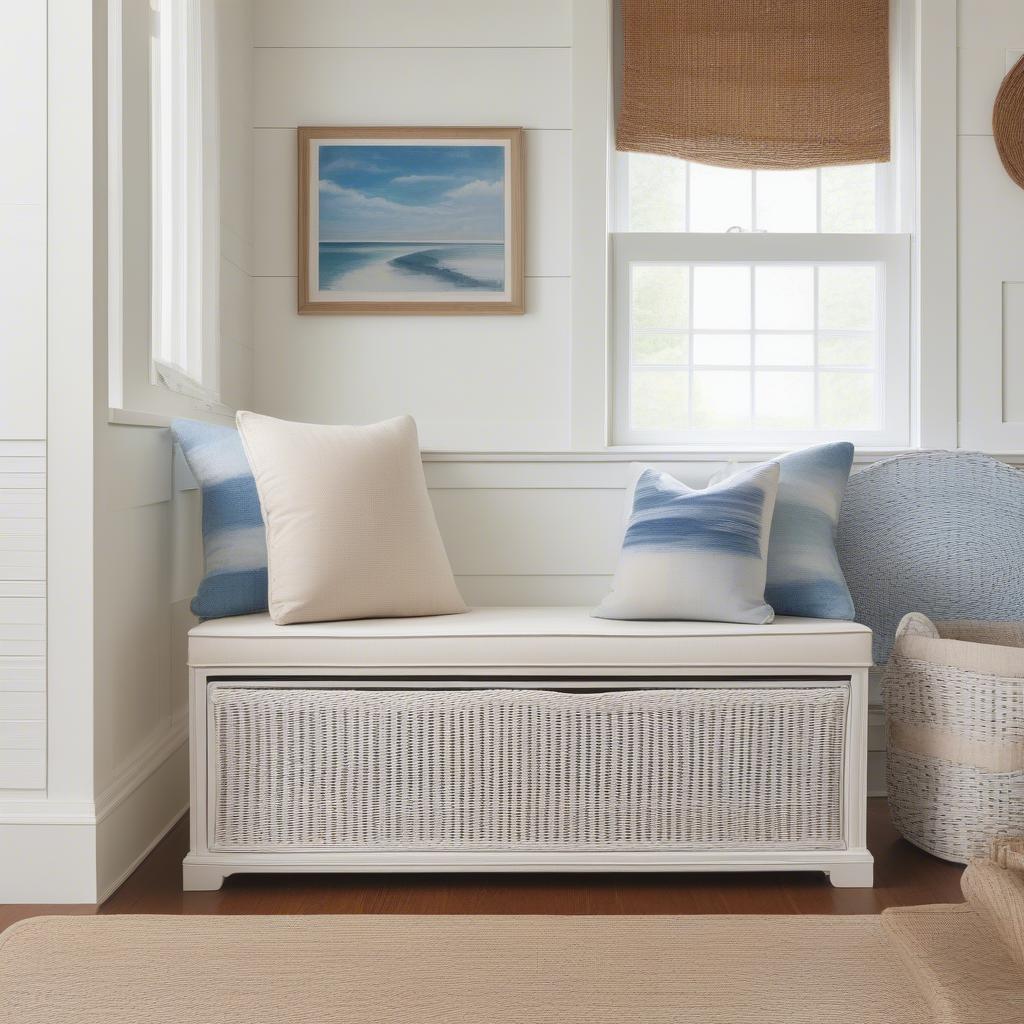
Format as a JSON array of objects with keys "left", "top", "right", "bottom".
[{"left": 2, "top": 897, "right": 1023, "bottom": 1024}]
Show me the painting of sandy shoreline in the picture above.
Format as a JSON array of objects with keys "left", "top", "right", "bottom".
[
  {"left": 299, "top": 128, "right": 524, "bottom": 314},
  {"left": 318, "top": 241, "right": 505, "bottom": 293}
]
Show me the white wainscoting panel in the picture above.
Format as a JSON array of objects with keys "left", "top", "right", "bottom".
[
  {"left": 1003, "top": 282, "right": 1024, "bottom": 423},
  {"left": 432, "top": 488, "right": 621, "bottom": 577},
  {"left": 958, "top": 134, "right": 1024, "bottom": 449},
  {"left": 0, "top": 441, "right": 45, "bottom": 791},
  {"left": 0, "top": 0, "right": 46, "bottom": 204},
  {"left": 957, "top": 3, "right": 1024, "bottom": 451},
  {"left": 0, "top": 204, "right": 46, "bottom": 440}
]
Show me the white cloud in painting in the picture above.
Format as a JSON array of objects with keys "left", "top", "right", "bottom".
[
  {"left": 444, "top": 179, "right": 503, "bottom": 199},
  {"left": 317, "top": 143, "right": 506, "bottom": 242},
  {"left": 318, "top": 176, "right": 504, "bottom": 242},
  {"left": 319, "top": 179, "right": 406, "bottom": 212},
  {"left": 390, "top": 174, "right": 459, "bottom": 185}
]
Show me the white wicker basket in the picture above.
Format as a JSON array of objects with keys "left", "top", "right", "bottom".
[
  {"left": 210, "top": 686, "right": 849, "bottom": 853},
  {"left": 883, "top": 612, "right": 1024, "bottom": 863}
]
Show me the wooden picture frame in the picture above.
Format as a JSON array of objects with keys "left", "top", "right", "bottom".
[{"left": 298, "top": 127, "right": 524, "bottom": 315}]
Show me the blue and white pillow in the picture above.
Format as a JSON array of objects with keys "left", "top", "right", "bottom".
[
  {"left": 765, "top": 442, "right": 855, "bottom": 619},
  {"left": 171, "top": 419, "right": 267, "bottom": 620},
  {"left": 594, "top": 462, "right": 780, "bottom": 624},
  {"left": 712, "top": 442, "right": 855, "bottom": 620}
]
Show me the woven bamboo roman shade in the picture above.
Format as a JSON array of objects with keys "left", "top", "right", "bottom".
[{"left": 617, "top": 0, "right": 890, "bottom": 170}]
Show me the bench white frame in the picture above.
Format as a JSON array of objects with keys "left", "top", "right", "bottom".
[{"left": 183, "top": 660, "right": 874, "bottom": 890}]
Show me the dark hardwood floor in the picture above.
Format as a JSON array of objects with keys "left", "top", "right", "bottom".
[{"left": 0, "top": 799, "right": 964, "bottom": 931}]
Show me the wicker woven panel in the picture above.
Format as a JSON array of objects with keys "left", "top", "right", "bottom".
[
  {"left": 617, "top": 0, "right": 890, "bottom": 169},
  {"left": 887, "top": 749, "right": 1024, "bottom": 863},
  {"left": 211, "top": 687, "right": 848, "bottom": 852},
  {"left": 994, "top": 55, "right": 1024, "bottom": 191},
  {"left": 883, "top": 622, "right": 1024, "bottom": 862},
  {"left": 835, "top": 451, "right": 1024, "bottom": 664},
  {"left": 884, "top": 655, "right": 1024, "bottom": 744}
]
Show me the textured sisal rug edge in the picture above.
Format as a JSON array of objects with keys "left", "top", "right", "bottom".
[{"left": 0, "top": 912, "right": 939, "bottom": 1024}]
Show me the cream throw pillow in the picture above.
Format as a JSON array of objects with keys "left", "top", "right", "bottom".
[{"left": 236, "top": 412, "right": 466, "bottom": 624}]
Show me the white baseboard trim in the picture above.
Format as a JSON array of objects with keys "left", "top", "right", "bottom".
[
  {"left": 96, "top": 733, "right": 189, "bottom": 903},
  {"left": 0, "top": 724, "right": 190, "bottom": 904},
  {"left": 95, "top": 719, "right": 188, "bottom": 824},
  {"left": 0, "top": 820, "right": 99, "bottom": 903},
  {"left": 0, "top": 799, "right": 96, "bottom": 825},
  {"left": 97, "top": 802, "right": 188, "bottom": 904}
]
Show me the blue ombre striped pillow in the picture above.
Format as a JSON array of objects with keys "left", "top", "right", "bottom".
[
  {"left": 763, "top": 442, "right": 856, "bottom": 620},
  {"left": 711, "top": 442, "right": 856, "bottom": 619},
  {"left": 594, "top": 462, "right": 779, "bottom": 624},
  {"left": 171, "top": 419, "right": 268, "bottom": 620}
]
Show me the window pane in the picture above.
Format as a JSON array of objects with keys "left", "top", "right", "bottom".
[
  {"left": 755, "top": 371, "right": 814, "bottom": 428},
  {"left": 756, "top": 333, "right": 814, "bottom": 365},
  {"left": 755, "top": 265, "right": 814, "bottom": 330},
  {"left": 632, "top": 266, "right": 689, "bottom": 329},
  {"left": 818, "top": 265, "right": 876, "bottom": 331},
  {"left": 755, "top": 170, "right": 817, "bottom": 232},
  {"left": 819, "top": 333, "right": 874, "bottom": 367},
  {"left": 689, "top": 164, "right": 752, "bottom": 232},
  {"left": 623, "top": 259, "right": 888, "bottom": 441},
  {"left": 627, "top": 158, "right": 881, "bottom": 234},
  {"left": 821, "top": 165, "right": 876, "bottom": 233},
  {"left": 693, "top": 266, "right": 751, "bottom": 329},
  {"left": 693, "top": 333, "right": 750, "bottom": 366},
  {"left": 628, "top": 154, "right": 687, "bottom": 232},
  {"left": 692, "top": 370, "right": 751, "bottom": 428},
  {"left": 819, "top": 372, "right": 876, "bottom": 429},
  {"left": 631, "top": 371, "right": 688, "bottom": 430},
  {"left": 634, "top": 332, "right": 688, "bottom": 365}
]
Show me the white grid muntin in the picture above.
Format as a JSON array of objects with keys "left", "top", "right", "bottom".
[
  {"left": 611, "top": 232, "right": 912, "bottom": 448},
  {"left": 615, "top": 157, "right": 894, "bottom": 237}
]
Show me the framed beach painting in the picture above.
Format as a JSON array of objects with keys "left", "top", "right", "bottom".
[{"left": 298, "top": 127, "right": 524, "bottom": 314}]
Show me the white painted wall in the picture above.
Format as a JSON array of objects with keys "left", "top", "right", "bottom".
[
  {"left": 958, "top": 2, "right": 1024, "bottom": 450},
  {"left": 250, "top": 0, "right": 573, "bottom": 450},
  {"left": 0, "top": 5, "right": 47, "bottom": 800}
]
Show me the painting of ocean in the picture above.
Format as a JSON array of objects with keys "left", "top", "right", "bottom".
[
  {"left": 319, "top": 241, "right": 505, "bottom": 293},
  {"left": 312, "top": 140, "right": 509, "bottom": 299}
]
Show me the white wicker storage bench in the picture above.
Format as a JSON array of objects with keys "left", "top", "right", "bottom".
[{"left": 183, "top": 607, "right": 874, "bottom": 890}]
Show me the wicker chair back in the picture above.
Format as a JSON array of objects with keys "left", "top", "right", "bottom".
[{"left": 835, "top": 451, "right": 1024, "bottom": 664}]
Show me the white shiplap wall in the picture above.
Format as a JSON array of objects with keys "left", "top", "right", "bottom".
[
  {"left": 0, "top": 443, "right": 45, "bottom": 790},
  {"left": 0, "top": 5, "right": 46, "bottom": 793},
  {"left": 250, "top": 0, "right": 574, "bottom": 450},
  {"left": 958, "top": 3, "right": 1024, "bottom": 450}
]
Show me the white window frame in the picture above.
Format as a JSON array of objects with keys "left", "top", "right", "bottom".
[
  {"left": 607, "top": 0, "right": 916, "bottom": 451},
  {"left": 150, "top": 0, "right": 219, "bottom": 402},
  {"left": 612, "top": 161, "right": 902, "bottom": 237},
  {"left": 611, "top": 232, "right": 911, "bottom": 447}
]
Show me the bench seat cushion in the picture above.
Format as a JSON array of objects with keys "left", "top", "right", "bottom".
[{"left": 189, "top": 606, "right": 871, "bottom": 671}]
